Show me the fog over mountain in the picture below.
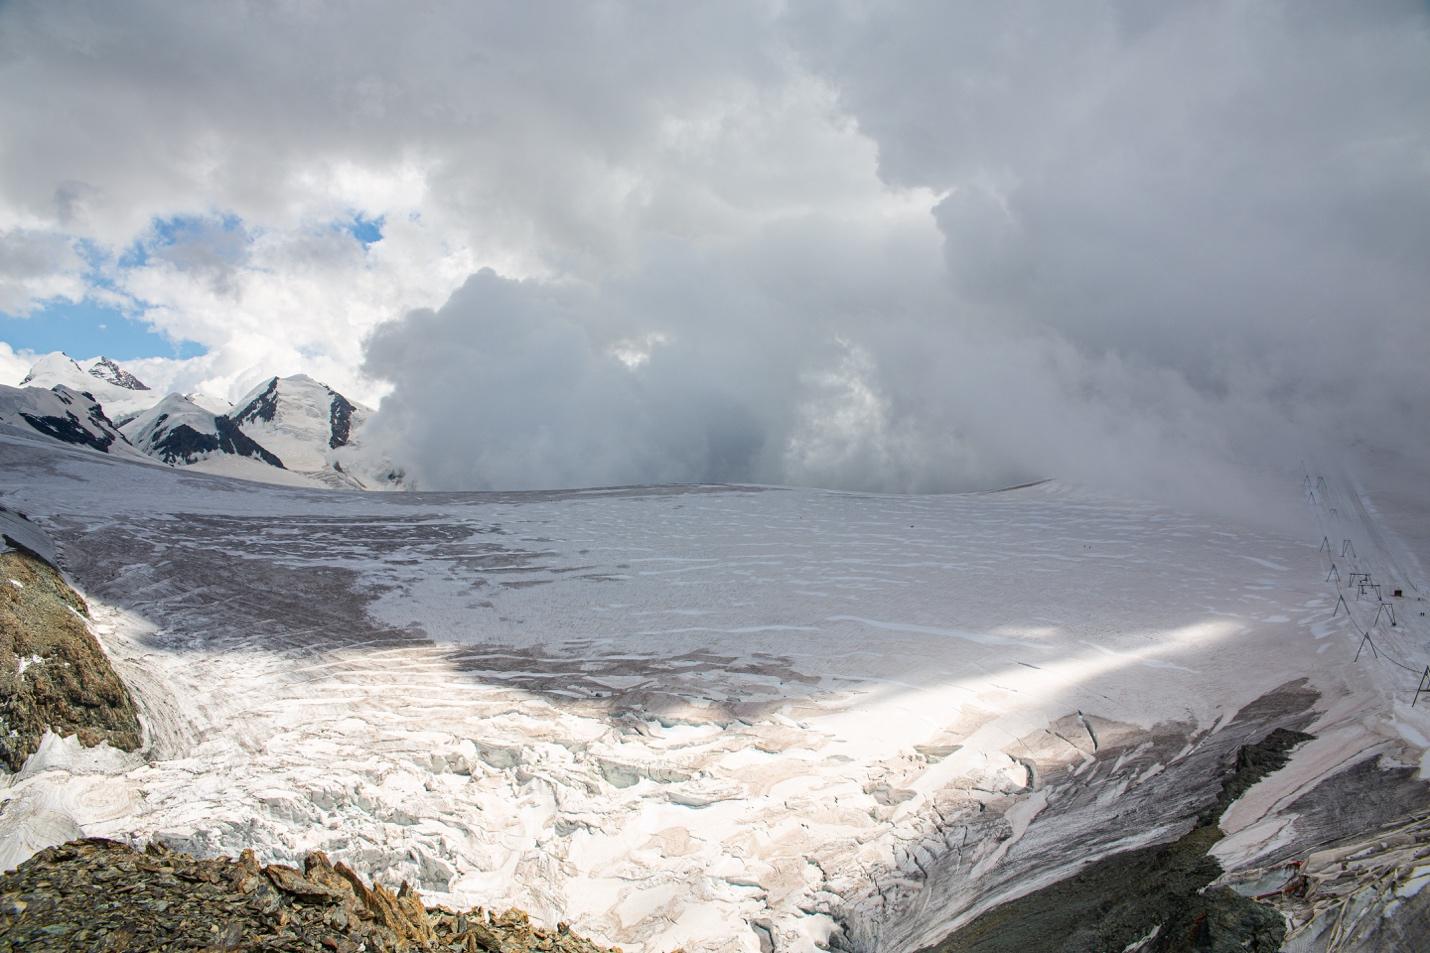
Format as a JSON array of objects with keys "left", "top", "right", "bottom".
[{"left": 2, "top": 1, "right": 1427, "bottom": 506}]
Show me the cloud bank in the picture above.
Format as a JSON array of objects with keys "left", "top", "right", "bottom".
[{"left": 2, "top": 1, "right": 1427, "bottom": 508}]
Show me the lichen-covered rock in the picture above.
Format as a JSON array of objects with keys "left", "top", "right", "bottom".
[
  {"left": 0, "top": 839, "right": 632, "bottom": 953},
  {"left": 0, "top": 544, "right": 142, "bottom": 772}
]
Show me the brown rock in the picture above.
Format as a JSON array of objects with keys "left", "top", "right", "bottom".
[
  {"left": 0, "top": 838, "right": 640, "bottom": 953},
  {"left": 0, "top": 547, "right": 142, "bottom": 771}
]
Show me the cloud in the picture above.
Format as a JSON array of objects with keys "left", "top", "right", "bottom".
[
  {"left": 787, "top": 0, "right": 1430, "bottom": 452},
  {"left": 1, "top": 1, "right": 1426, "bottom": 513},
  {"left": 0, "top": 341, "right": 36, "bottom": 386},
  {"left": 0, "top": 229, "right": 88, "bottom": 315}
]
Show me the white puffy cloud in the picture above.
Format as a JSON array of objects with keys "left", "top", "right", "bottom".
[
  {"left": 0, "top": 229, "right": 88, "bottom": 315},
  {"left": 0, "top": 341, "right": 37, "bottom": 386}
]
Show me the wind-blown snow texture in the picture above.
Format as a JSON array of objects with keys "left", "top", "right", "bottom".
[{"left": 0, "top": 430, "right": 1425, "bottom": 952}]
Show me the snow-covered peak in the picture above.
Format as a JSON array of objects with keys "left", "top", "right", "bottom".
[
  {"left": 122, "top": 393, "right": 218, "bottom": 444},
  {"left": 17, "top": 351, "right": 159, "bottom": 420},
  {"left": 9, "top": 358, "right": 400, "bottom": 490},
  {"left": 18, "top": 352, "right": 85, "bottom": 387},
  {"left": 0, "top": 384, "right": 147, "bottom": 459},
  {"left": 122, "top": 392, "right": 283, "bottom": 468},
  {"left": 87, "top": 356, "right": 150, "bottom": 391},
  {"left": 230, "top": 374, "right": 367, "bottom": 471}
]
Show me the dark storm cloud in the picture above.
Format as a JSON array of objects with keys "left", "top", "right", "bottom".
[{"left": 785, "top": 0, "right": 1430, "bottom": 446}]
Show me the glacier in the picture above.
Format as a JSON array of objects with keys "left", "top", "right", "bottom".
[{"left": 0, "top": 424, "right": 1427, "bottom": 952}]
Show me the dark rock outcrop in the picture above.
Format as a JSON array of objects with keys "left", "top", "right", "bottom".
[
  {"left": 329, "top": 391, "right": 356, "bottom": 449},
  {"left": 230, "top": 377, "right": 280, "bottom": 426},
  {"left": 13, "top": 387, "right": 128, "bottom": 456},
  {"left": 87, "top": 357, "right": 150, "bottom": 391}
]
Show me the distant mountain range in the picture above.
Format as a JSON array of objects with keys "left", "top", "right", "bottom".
[{"left": 0, "top": 353, "right": 405, "bottom": 490}]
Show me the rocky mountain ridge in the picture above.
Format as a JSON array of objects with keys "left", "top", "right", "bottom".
[{"left": 4, "top": 353, "right": 402, "bottom": 490}]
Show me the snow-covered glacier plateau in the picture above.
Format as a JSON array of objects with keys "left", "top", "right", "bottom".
[{"left": 1, "top": 426, "right": 1427, "bottom": 952}]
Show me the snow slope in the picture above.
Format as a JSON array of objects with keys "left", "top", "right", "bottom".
[
  {"left": 0, "top": 433, "right": 1424, "bottom": 952},
  {"left": 185, "top": 391, "right": 234, "bottom": 416},
  {"left": 0, "top": 384, "right": 148, "bottom": 461}
]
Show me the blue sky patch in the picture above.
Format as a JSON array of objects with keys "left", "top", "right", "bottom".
[
  {"left": 1, "top": 297, "right": 204, "bottom": 363},
  {"left": 2, "top": 210, "right": 376, "bottom": 367},
  {"left": 346, "top": 213, "right": 384, "bottom": 247}
]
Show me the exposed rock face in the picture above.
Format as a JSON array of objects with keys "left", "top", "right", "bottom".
[
  {"left": 329, "top": 390, "right": 356, "bottom": 449},
  {"left": 229, "top": 377, "right": 281, "bottom": 427},
  {"left": 87, "top": 357, "right": 150, "bottom": 392},
  {"left": 0, "top": 543, "right": 142, "bottom": 772},
  {"left": 0, "top": 839, "right": 631, "bottom": 953}
]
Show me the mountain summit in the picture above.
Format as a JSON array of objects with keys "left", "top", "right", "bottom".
[
  {"left": 16, "top": 353, "right": 158, "bottom": 420},
  {"left": 87, "top": 356, "right": 150, "bottom": 391}
]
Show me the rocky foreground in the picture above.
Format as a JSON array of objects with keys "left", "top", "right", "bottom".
[{"left": 0, "top": 838, "right": 631, "bottom": 953}]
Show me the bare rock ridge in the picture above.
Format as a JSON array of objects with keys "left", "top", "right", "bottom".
[
  {"left": 0, "top": 535, "right": 142, "bottom": 772},
  {"left": 87, "top": 357, "right": 150, "bottom": 391},
  {"left": 0, "top": 839, "right": 632, "bottom": 953}
]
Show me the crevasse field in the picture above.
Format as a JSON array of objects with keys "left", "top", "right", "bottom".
[{"left": 1, "top": 428, "right": 1427, "bottom": 952}]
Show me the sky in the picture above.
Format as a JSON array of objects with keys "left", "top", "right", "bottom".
[{"left": 1, "top": 1, "right": 1427, "bottom": 505}]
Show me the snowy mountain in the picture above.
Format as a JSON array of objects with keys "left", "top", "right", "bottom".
[
  {"left": 12, "top": 352, "right": 402, "bottom": 490},
  {"left": 17, "top": 351, "right": 87, "bottom": 388},
  {"left": 121, "top": 393, "right": 282, "bottom": 468},
  {"left": 87, "top": 356, "right": 150, "bottom": 391},
  {"left": 0, "top": 383, "right": 148, "bottom": 459},
  {"left": 229, "top": 374, "right": 358, "bottom": 466},
  {"left": 17, "top": 353, "right": 158, "bottom": 420},
  {"left": 228, "top": 373, "right": 402, "bottom": 489},
  {"left": 0, "top": 427, "right": 1426, "bottom": 952}
]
